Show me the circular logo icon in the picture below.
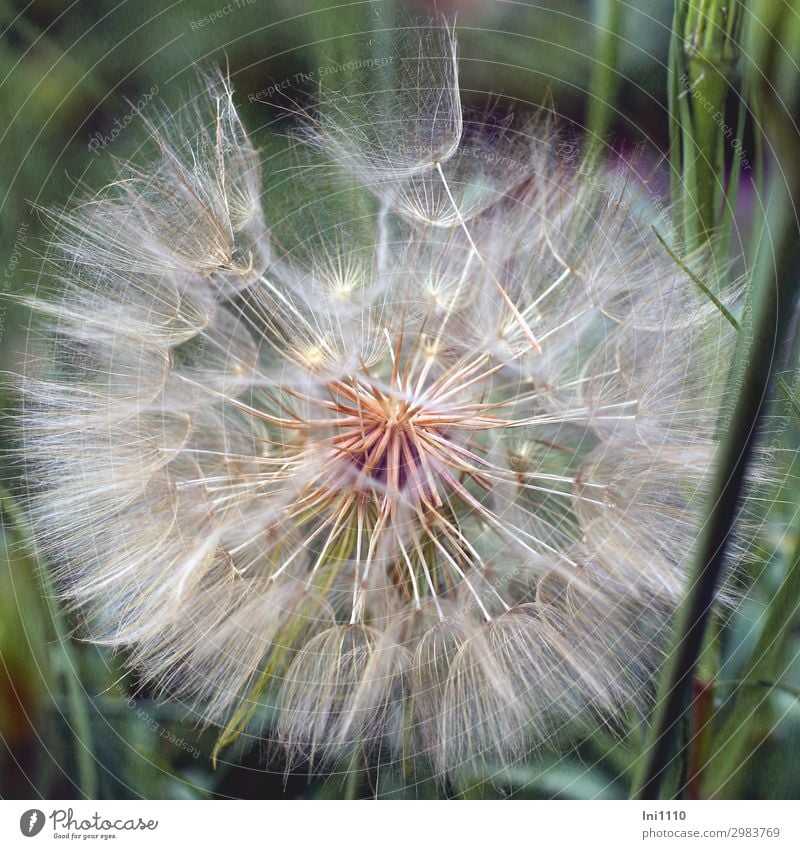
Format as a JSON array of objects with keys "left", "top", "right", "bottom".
[{"left": 19, "top": 810, "right": 46, "bottom": 837}]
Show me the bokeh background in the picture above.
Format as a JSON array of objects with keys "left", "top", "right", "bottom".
[{"left": 1, "top": 0, "right": 799, "bottom": 799}]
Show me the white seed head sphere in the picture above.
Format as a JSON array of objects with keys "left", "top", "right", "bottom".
[{"left": 19, "top": 23, "right": 738, "bottom": 778}]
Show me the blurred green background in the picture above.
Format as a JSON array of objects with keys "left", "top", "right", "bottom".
[{"left": 1, "top": 0, "right": 799, "bottom": 799}]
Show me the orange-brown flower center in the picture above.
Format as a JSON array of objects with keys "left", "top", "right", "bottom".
[{"left": 327, "top": 380, "right": 437, "bottom": 498}]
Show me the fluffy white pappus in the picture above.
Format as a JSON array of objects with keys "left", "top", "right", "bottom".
[{"left": 18, "top": 22, "right": 746, "bottom": 780}]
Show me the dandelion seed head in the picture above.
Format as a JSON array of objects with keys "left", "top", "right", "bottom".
[{"left": 17, "top": 22, "right": 745, "bottom": 779}]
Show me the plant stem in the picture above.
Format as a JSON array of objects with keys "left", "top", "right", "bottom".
[
  {"left": 672, "top": 0, "right": 741, "bottom": 253},
  {"left": 0, "top": 489, "right": 99, "bottom": 798},
  {"left": 584, "top": 0, "right": 624, "bottom": 165},
  {"left": 631, "top": 179, "right": 800, "bottom": 799},
  {"left": 703, "top": 515, "right": 800, "bottom": 796},
  {"left": 631, "top": 0, "right": 800, "bottom": 801}
]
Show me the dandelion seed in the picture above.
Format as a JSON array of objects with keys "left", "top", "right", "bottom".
[{"left": 18, "top": 23, "right": 742, "bottom": 779}]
